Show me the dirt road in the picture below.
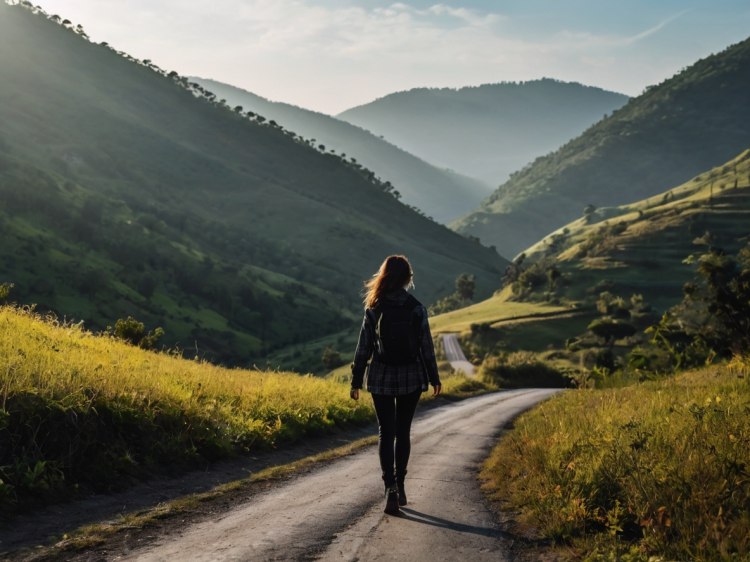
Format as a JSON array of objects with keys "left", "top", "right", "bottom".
[
  {"left": 441, "top": 333, "right": 476, "bottom": 376},
  {"left": 122, "top": 389, "right": 559, "bottom": 561}
]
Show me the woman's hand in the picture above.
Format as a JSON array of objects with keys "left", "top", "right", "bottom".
[
  {"left": 350, "top": 388, "right": 360, "bottom": 400},
  {"left": 432, "top": 384, "right": 442, "bottom": 397}
]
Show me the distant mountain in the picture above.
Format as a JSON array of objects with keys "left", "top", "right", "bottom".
[
  {"left": 454, "top": 37, "right": 750, "bottom": 258},
  {"left": 0, "top": 3, "right": 505, "bottom": 366},
  {"left": 189, "top": 78, "right": 492, "bottom": 223},
  {"left": 337, "top": 80, "right": 628, "bottom": 186},
  {"left": 515, "top": 150, "right": 750, "bottom": 311}
]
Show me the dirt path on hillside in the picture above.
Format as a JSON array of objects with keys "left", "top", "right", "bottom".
[
  {"left": 442, "top": 333, "right": 476, "bottom": 375},
  {"left": 110, "top": 389, "right": 559, "bottom": 561}
]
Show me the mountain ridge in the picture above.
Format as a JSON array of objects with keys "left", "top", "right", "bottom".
[
  {"left": 337, "top": 79, "right": 629, "bottom": 186},
  {"left": 189, "top": 77, "right": 493, "bottom": 224},
  {"left": 453, "top": 36, "right": 750, "bottom": 257},
  {"left": 0, "top": 2, "right": 504, "bottom": 366},
  {"left": 515, "top": 149, "right": 750, "bottom": 311}
]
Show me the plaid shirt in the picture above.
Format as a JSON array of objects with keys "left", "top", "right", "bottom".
[{"left": 351, "top": 289, "right": 441, "bottom": 395}]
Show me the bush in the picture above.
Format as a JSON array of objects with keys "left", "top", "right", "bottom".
[
  {"left": 479, "top": 352, "right": 570, "bottom": 388},
  {"left": 0, "top": 282, "right": 14, "bottom": 303},
  {"left": 321, "top": 346, "right": 345, "bottom": 370},
  {"left": 111, "top": 316, "right": 165, "bottom": 349}
]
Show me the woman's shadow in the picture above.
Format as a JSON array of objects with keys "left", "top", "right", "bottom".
[{"left": 397, "top": 507, "right": 513, "bottom": 540}]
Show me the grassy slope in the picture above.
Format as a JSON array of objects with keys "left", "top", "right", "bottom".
[
  {"left": 337, "top": 79, "right": 628, "bottom": 186},
  {"left": 481, "top": 359, "right": 750, "bottom": 561},
  {"left": 0, "top": 3, "right": 505, "bottom": 366},
  {"left": 523, "top": 150, "right": 750, "bottom": 311},
  {"left": 454, "top": 37, "right": 750, "bottom": 257},
  {"left": 429, "top": 287, "right": 569, "bottom": 334},
  {"left": 191, "top": 78, "right": 493, "bottom": 224},
  {"left": 0, "top": 305, "right": 370, "bottom": 516},
  {"left": 0, "top": 304, "right": 494, "bottom": 517},
  {"left": 431, "top": 152, "right": 749, "bottom": 376}
]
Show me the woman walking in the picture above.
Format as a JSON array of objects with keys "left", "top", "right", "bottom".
[{"left": 350, "top": 255, "right": 441, "bottom": 515}]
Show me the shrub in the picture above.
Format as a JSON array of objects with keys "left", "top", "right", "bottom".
[
  {"left": 111, "top": 316, "right": 165, "bottom": 349},
  {"left": 321, "top": 346, "right": 345, "bottom": 370},
  {"left": 0, "top": 282, "right": 13, "bottom": 303},
  {"left": 479, "top": 352, "right": 570, "bottom": 388}
]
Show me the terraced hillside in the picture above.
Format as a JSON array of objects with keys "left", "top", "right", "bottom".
[{"left": 521, "top": 150, "right": 750, "bottom": 311}]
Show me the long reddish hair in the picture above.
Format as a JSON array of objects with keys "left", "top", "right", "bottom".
[{"left": 363, "top": 255, "right": 414, "bottom": 309}]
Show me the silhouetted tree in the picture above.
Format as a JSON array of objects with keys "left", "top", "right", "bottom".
[
  {"left": 322, "top": 347, "right": 344, "bottom": 370},
  {"left": 455, "top": 273, "right": 476, "bottom": 300}
]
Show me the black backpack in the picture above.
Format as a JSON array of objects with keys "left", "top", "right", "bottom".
[{"left": 373, "top": 295, "right": 421, "bottom": 365}]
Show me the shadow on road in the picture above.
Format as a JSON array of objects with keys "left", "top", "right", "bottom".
[{"left": 397, "top": 507, "right": 511, "bottom": 539}]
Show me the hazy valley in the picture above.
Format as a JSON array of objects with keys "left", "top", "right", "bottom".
[{"left": 1, "top": 2, "right": 749, "bottom": 561}]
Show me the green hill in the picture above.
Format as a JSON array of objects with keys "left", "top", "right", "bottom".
[
  {"left": 337, "top": 79, "right": 628, "bottom": 186},
  {"left": 517, "top": 150, "right": 750, "bottom": 311},
  {"left": 0, "top": 3, "right": 505, "bottom": 366},
  {"left": 454, "top": 37, "right": 750, "bottom": 258},
  {"left": 190, "top": 78, "right": 492, "bottom": 223}
]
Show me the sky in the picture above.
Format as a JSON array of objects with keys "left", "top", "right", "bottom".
[{"left": 33, "top": 0, "right": 750, "bottom": 114}]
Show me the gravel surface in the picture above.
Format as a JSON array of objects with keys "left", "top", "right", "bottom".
[{"left": 121, "top": 389, "right": 560, "bottom": 561}]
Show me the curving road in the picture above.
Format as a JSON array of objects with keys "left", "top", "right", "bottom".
[
  {"left": 122, "top": 389, "right": 560, "bottom": 561},
  {"left": 441, "top": 333, "right": 476, "bottom": 376}
]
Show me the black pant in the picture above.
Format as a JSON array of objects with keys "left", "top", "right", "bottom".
[{"left": 371, "top": 389, "right": 421, "bottom": 487}]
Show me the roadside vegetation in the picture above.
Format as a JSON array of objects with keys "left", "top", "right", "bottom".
[
  {"left": 481, "top": 361, "right": 750, "bottom": 561},
  {"left": 0, "top": 305, "right": 373, "bottom": 518},
  {"left": 0, "top": 304, "right": 494, "bottom": 519},
  {"left": 481, "top": 239, "right": 750, "bottom": 560}
]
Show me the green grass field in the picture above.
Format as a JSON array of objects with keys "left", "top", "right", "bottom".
[
  {"left": 0, "top": 305, "right": 373, "bottom": 516},
  {"left": 429, "top": 287, "right": 569, "bottom": 334},
  {"left": 522, "top": 150, "right": 750, "bottom": 311},
  {"left": 0, "top": 304, "right": 494, "bottom": 517},
  {"left": 481, "top": 358, "right": 750, "bottom": 561}
]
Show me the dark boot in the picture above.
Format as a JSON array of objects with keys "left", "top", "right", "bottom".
[
  {"left": 396, "top": 470, "right": 407, "bottom": 506},
  {"left": 384, "top": 484, "right": 400, "bottom": 515}
]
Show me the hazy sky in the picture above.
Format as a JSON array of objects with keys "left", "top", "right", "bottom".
[{"left": 35, "top": 0, "right": 750, "bottom": 114}]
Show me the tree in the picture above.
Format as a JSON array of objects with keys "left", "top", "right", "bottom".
[
  {"left": 112, "top": 316, "right": 164, "bottom": 349},
  {"left": 455, "top": 273, "right": 476, "bottom": 301},
  {"left": 546, "top": 266, "right": 561, "bottom": 293},
  {"left": 648, "top": 243, "right": 750, "bottom": 368},
  {"left": 588, "top": 318, "right": 636, "bottom": 345},
  {"left": 321, "top": 347, "right": 344, "bottom": 370},
  {"left": 503, "top": 253, "right": 525, "bottom": 286},
  {"left": 0, "top": 282, "right": 13, "bottom": 303}
]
